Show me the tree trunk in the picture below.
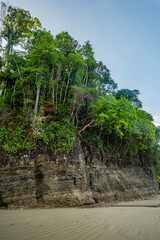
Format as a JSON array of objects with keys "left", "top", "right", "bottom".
[
  {"left": 50, "top": 67, "right": 55, "bottom": 103},
  {"left": 23, "top": 88, "right": 27, "bottom": 109},
  {"left": 10, "top": 53, "right": 22, "bottom": 108},
  {"left": 52, "top": 88, "right": 55, "bottom": 103},
  {"left": 83, "top": 60, "right": 88, "bottom": 87},
  {"left": 59, "top": 79, "right": 65, "bottom": 104},
  {"left": 63, "top": 69, "right": 72, "bottom": 104},
  {"left": 55, "top": 66, "right": 61, "bottom": 110},
  {"left": 35, "top": 83, "right": 41, "bottom": 114}
]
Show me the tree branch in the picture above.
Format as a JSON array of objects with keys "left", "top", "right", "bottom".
[{"left": 77, "top": 119, "right": 95, "bottom": 135}]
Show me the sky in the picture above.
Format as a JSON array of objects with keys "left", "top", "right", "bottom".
[{"left": 2, "top": 0, "right": 160, "bottom": 125}]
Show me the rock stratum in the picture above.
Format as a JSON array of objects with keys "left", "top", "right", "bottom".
[{"left": 0, "top": 144, "right": 159, "bottom": 209}]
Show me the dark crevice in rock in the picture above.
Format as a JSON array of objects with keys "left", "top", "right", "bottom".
[
  {"left": 0, "top": 194, "right": 8, "bottom": 209},
  {"left": 35, "top": 164, "right": 44, "bottom": 203},
  {"left": 73, "top": 177, "right": 76, "bottom": 185},
  {"left": 89, "top": 174, "right": 93, "bottom": 187},
  {"left": 93, "top": 197, "right": 98, "bottom": 203}
]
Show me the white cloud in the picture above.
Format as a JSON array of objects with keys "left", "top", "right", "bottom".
[{"left": 153, "top": 115, "right": 160, "bottom": 127}]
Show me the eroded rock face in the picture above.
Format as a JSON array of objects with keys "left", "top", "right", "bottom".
[{"left": 0, "top": 144, "right": 159, "bottom": 208}]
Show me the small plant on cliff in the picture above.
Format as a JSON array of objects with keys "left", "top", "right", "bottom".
[
  {"left": 40, "top": 118, "right": 76, "bottom": 153},
  {"left": 0, "top": 120, "right": 32, "bottom": 154}
]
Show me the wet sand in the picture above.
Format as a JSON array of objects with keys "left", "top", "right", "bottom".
[{"left": 0, "top": 196, "right": 160, "bottom": 240}]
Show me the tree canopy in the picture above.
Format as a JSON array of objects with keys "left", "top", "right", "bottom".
[
  {"left": 0, "top": 2, "right": 159, "bottom": 173},
  {"left": 115, "top": 88, "right": 142, "bottom": 108}
]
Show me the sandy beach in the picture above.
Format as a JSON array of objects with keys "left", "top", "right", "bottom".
[{"left": 0, "top": 195, "right": 160, "bottom": 240}]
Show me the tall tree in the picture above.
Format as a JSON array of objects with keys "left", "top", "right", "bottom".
[
  {"left": 1, "top": 5, "right": 41, "bottom": 57},
  {"left": 55, "top": 31, "right": 78, "bottom": 57},
  {"left": 97, "top": 61, "right": 118, "bottom": 95},
  {"left": 115, "top": 88, "right": 142, "bottom": 108},
  {"left": 22, "top": 30, "right": 57, "bottom": 113}
]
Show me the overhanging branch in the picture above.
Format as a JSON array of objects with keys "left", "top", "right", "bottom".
[{"left": 77, "top": 119, "right": 95, "bottom": 135}]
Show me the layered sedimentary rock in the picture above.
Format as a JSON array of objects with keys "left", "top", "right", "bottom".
[{"left": 0, "top": 144, "right": 159, "bottom": 208}]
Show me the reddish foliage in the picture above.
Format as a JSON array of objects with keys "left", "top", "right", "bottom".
[{"left": 43, "top": 101, "right": 56, "bottom": 115}]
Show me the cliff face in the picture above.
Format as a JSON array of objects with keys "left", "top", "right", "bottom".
[{"left": 0, "top": 144, "right": 159, "bottom": 209}]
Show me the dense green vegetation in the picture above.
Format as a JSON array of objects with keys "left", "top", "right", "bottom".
[{"left": 0, "top": 2, "right": 160, "bottom": 179}]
